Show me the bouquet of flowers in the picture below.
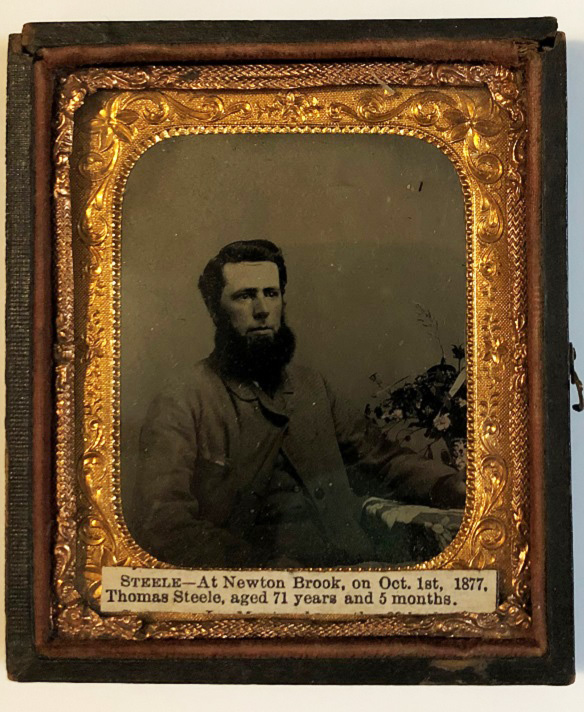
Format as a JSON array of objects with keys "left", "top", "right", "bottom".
[{"left": 365, "top": 306, "right": 467, "bottom": 470}]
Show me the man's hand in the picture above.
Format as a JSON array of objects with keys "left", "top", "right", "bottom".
[{"left": 364, "top": 498, "right": 463, "bottom": 550}]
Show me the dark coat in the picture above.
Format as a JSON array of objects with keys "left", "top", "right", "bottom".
[{"left": 133, "top": 356, "right": 462, "bottom": 567}]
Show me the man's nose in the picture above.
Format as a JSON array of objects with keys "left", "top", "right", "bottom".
[{"left": 253, "top": 295, "right": 269, "bottom": 319}]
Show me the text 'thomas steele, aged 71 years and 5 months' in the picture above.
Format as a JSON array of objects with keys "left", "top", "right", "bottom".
[{"left": 101, "top": 567, "right": 497, "bottom": 616}]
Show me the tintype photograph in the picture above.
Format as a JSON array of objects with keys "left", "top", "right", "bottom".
[{"left": 120, "top": 132, "right": 467, "bottom": 569}]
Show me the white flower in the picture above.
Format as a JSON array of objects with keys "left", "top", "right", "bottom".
[
  {"left": 453, "top": 440, "right": 467, "bottom": 469},
  {"left": 433, "top": 413, "right": 451, "bottom": 431}
]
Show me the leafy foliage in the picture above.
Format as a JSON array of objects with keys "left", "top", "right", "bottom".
[{"left": 366, "top": 344, "right": 467, "bottom": 470}]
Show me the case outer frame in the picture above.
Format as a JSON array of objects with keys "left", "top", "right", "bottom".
[{"left": 5, "top": 18, "right": 574, "bottom": 684}]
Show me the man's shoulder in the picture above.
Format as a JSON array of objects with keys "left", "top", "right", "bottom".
[
  {"left": 178, "top": 357, "right": 226, "bottom": 394},
  {"left": 151, "top": 358, "right": 226, "bottom": 407},
  {"left": 191, "top": 356, "right": 222, "bottom": 382},
  {"left": 287, "top": 362, "right": 329, "bottom": 396}
]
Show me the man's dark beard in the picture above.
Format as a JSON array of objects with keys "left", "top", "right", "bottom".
[{"left": 213, "top": 317, "right": 296, "bottom": 394}]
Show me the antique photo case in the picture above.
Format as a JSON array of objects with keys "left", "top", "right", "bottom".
[{"left": 5, "top": 19, "right": 574, "bottom": 683}]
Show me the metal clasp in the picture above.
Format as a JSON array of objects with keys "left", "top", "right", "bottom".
[{"left": 569, "top": 343, "right": 584, "bottom": 412}]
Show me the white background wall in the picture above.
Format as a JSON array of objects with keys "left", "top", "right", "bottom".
[{"left": 1, "top": 1, "right": 582, "bottom": 709}]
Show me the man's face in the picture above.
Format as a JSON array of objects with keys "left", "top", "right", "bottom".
[{"left": 219, "top": 261, "right": 283, "bottom": 338}]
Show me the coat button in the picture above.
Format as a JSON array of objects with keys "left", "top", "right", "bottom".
[{"left": 314, "top": 486, "right": 325, "bottom": 500}]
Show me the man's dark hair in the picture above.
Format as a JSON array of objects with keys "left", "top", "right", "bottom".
[{"left": 198, "top": 240, "right": 288, "bottom": 317}]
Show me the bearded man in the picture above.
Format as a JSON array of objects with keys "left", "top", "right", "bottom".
[{"left": 133, "top": 240, "right": 465, "bottom": 568}]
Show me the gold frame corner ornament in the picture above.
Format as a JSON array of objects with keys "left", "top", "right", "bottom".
[{"left": 53, "top": 61, "right": 530, "bottom": 640}]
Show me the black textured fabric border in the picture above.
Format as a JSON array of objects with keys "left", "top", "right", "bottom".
[
  {"left": 20, "top": 17, "right": 558, "bottom": 53},
  {"left": 538, "top": 32, "right": 575, "bottom": 682},
  {"left": 5, "top": 40, "right": 36, "bottom": 679}
]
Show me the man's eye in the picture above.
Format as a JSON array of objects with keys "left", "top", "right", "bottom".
[
  {"left": 265, "top": 290, "right": 280, "bottom": 298},
  {"left": 235, "top": 293, "right": 251, "bottom": 301}
]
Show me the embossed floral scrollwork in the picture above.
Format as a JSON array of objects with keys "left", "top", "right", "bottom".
[
  {"left": 511, "top": 311, "right": 528, "bottom": 392},
  {"left": 52, "top": 62, "right": 530, "bottom": 641},
  {"left": 161, "top": 93, "right": 253, "bottom": 123},
  {"left": 440, "top": 94, "right": 504, "bottom": 186},
  {"left": 131, "top": 92, "right": 171, "bottom": 124},
  {"left": 441, "top": 95, "right": 501, "bottom": 144},
  {"left": 433, "top": 94, "right": 504, "bottom": 193},
  {"left": 77, "top": 151, "right": 111, "bottom": 180},
  {"left": 78, "top": 210, "right": 108, "bottom": 248},
  {"left": 481, "top": 455, "right": 507, "bottom": 507},
  {"left": 476, "top": 395, "right": 499, "bottom": 448},
  {"left": 468, "top": 392, "right": 509, "bottom": 571},
  {"left": 477, "top": 191, "right": 505, "bottom": 243},
  {"left": 511, "top": 503, "right": 530, "bottom": 605},
  {"left": 480, "top": 308, "right": 507, "bottom": 383},
  {"left": 260, "top": 91, "right": 323, "bottom": 122},
  {"left": 54, "top": 313, "right": 75, "bottom": 366},
  {"left": 498, "top": 595, "right": 531, "bottom": 630},
  {"left": 478, "top": 248, "right": 499, "bottom": 300},
  {"left": 476, "top": 517, "right": 507, "bottom": 551},
  {"left": 90, "top": 99, "right": 140, "bottom": 150},
  {"left": 328, "top": 89, "right": 455, "bottom": 125},
  {"left": 469, "top": 501, "right": 508, "bottom": 569},
  {"left": 410, "top": 92, "right": 450, "bottom": 126},
  {"left": 77, "top": 406, "right": 135, "bottom": 601}
]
